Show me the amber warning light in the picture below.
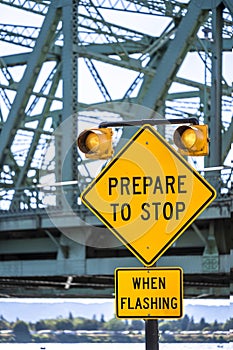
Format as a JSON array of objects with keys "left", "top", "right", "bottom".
[
  {"left": 173, "top": 124, "right": 209, "bottom": 156},
  {"left": 77, "top": 128, "right": 113, "bottom": 159}
]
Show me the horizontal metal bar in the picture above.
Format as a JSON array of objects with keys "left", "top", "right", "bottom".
[{"left": 99, "top": 117, "right": 199, "bottom": 128}]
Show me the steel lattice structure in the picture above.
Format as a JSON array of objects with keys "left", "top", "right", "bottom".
[{"left": 0, "top": 0, "right": 232, "bottom": 298}]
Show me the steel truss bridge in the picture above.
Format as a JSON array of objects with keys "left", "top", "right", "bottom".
[{"left": 0, "top": 0, "right": 232, "bottom": 300}]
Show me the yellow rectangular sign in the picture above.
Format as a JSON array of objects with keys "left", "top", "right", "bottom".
[{"left": 115, "top": 267, "right": 183, "bottom": 319}]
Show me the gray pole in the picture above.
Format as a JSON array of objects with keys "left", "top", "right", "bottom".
[
  {"left": 145, "top": 261, "right": 159, "bottom": 350},
  {"left": 145, "top": 319, "right": 159, "bottom": 350},
  {"left": 209, "top": 4, "right": 223, "bottom": 167},
  {"left": 206, "top": 4, "right": 223, "bottom": 193}
]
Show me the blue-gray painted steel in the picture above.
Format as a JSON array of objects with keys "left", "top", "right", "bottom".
[{"left": 0, "top": 0, "right": 232, "bottom": 297}]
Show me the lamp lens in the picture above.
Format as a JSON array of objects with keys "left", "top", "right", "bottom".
[
  {"left": 181, "top": 128, "right": 196, "bottom": 148},
  {"left": 86, "top": 132, "right": 100, "bottom": 151}
]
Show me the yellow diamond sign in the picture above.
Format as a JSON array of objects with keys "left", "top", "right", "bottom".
[{"left": 81, "top": 125, "right": 216, "bottom": 266}]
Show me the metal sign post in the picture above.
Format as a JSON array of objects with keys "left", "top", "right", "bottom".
[
  {"left": 145, "top": 319, "right": 159, "bottom": 350},
  {"left": 145, "top": 261, "right": 159, "bottom": 350},
  {"left": 145, "top": 262, "right": 159, "bottom": 350}
]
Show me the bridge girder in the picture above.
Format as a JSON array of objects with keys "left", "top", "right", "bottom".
[{"left": 0, "top": 0, "right": 232, "bottom": 299}]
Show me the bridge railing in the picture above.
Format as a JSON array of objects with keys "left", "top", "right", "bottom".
[{"left": 0, "top": 167, "right": 232, "bottom": 217}]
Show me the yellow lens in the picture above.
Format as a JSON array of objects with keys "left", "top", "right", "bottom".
[
  {"left": 181, "top": 128, "right": 196, "bottom": 149},
  {"left": 86, "top": 132, "right": 100, "bottom": 151}
]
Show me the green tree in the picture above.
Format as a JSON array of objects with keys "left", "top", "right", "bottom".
[
  {"left": 35, "top": 320, "right": 47, "bottom": 331},
  {"left": 74, "top": 318, "right": 99, "bottom": 330},
  {"left": 0, "top": 319, "right": 10, "bottom": 330},
  {"left": 35, "top": 319, "right": 57, "bottom": 331},
  {"left": 159, "top": 321, "right": 172, "bottom": 333},
  {"left": 55, "top": 318, "right": 74, "bottom": 330},
  {"left": 180, "top": 314, "right": 190, "bottom": 331},
  {"left": 130, "top": 320, "right": 144, "bottom": 331},
  {"left": 222, "top": 317, "right": 233, "bottom": 331},
  {"left": 211, "top": 320, "right": 219, "bottom": 331},
  {"left": 13, "top": 320, "right": 31, "bottom": 342},
  {"left": 72, "top": 317, "right": 85, "bottom": 330},
  {"left": 188, "top": 316, "right": 196, "bottom": 330},
  {"left": 100, "top": 314, "right": 105, "bottom": 323},
  {"left": 104, "top": 317, "right": 125, "bottom": 332},
  {"left": 199, "top": 317, "right": 208, "bottom": 330},
  {"left": 168, "top": 319, "right": 181, "bottom": 332}
]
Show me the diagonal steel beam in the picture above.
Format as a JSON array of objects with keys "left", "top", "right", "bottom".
[
  {"left": 0, "top": 0, "right": 49, "bottom": 15},
  {"left": 223, "top": 0, "right": 233, "bottom": 14},
  {"left": 137, "top": 0, "right": 209, "bottom": 111},
  {"left": 13, "top": 64, "right": 61, "bottom": 190},
  {"left": 0, "top": 0, "right": 61, "bottom": 168}
]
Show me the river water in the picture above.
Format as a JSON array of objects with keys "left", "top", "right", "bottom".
[{"left": 0, "top": 343, "right": 230, "bottom": 350}]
